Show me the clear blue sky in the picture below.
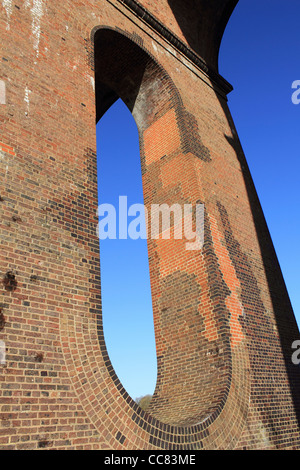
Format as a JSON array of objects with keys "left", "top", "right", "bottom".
[
  {"left": 96, "top": 0, "right": 300, "bottom": 401},
  {"left": 219, "top": 0, "right": 300, "bottom": 326},
  {"left": 97, "top": 100, "right": 156, "bottom": 400}
]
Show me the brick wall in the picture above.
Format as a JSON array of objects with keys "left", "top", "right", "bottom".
[{"left": 0, "top": 0, "right": 300, "bottom": 450}]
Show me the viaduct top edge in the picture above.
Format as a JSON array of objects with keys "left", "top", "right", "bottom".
[{"left": 116, "top": 0, "right": 239, "bottom": 95}]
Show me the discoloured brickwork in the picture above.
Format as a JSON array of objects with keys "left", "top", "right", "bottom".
[{"left": 1, "top": 0, "right": 300, "bottom": 450}]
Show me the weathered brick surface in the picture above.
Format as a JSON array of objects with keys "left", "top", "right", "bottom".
[{"left": 0, "top": 0, "right": 300, "bottom": 450}]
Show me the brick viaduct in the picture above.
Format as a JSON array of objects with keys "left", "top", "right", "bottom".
[{"left": 0, "top": 0, "right": 300, "bottom": 450}]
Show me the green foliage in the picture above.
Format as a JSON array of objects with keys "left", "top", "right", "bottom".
[{"left": 135, "top": 394, "right": 153, "bottom": 411}]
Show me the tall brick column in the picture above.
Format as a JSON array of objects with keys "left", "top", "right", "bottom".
[{"left": 1, "top": 0, "right": 299, "bottom": 450}]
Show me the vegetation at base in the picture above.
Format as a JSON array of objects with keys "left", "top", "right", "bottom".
[{"left": 135, "top": 394, "right": 153, "bottom": 411}]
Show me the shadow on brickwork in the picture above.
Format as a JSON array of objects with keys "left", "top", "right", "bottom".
[
  {"left": 167, "top": 0, "right": 239, "bottom": 70},
  {"left": 220, "top": 98, "right": 300, "bottom": 433}
]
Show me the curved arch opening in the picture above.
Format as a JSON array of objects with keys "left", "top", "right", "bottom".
[{"left": 94, "top": 27, "right": 233, "bottom": 427}]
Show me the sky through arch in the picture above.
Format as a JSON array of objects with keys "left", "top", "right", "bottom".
[{"left": 96, "top": 98, "right": 157, "bottom": 401}]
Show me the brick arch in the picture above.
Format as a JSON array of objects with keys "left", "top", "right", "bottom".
[{"left": 57, "top": 26, "right": 251, "bottom": 449}]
